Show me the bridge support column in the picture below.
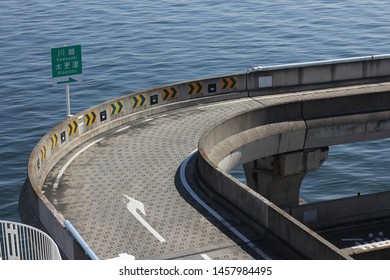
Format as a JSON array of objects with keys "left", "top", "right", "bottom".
[{"left": 243, "top": 147, "right": 328, "bottom": 209}]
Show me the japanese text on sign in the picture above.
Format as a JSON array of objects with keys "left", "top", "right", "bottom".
[{"left": 51, "top": 45, "right": 82, "bottom": 78}]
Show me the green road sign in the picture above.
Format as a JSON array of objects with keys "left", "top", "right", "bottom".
[{"left": 51, "top": 45, "right": 82, "bottom": 86}]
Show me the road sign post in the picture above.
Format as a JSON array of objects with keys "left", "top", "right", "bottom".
[
  {"left": 66, "top": 84, "right": 71, "bottom": 118},
  {"left": 51, "top": 45, "right": 83, "bottom": 118}
]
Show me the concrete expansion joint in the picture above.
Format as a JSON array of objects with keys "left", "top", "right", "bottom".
[
  {"left": 249, "top": 96, "right": 266, "bottom": 107},
  {"left": 300, "top": 98, "right": 309, "bottom": 150}
]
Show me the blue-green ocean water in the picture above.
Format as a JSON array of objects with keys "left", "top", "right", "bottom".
[{"left": 1, "top": 0, "right": 389, "bottom": 221}]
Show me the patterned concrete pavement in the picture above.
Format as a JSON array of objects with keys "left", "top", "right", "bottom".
[{"left": 42, "top": 97, "right": 284, "bottom": 260}]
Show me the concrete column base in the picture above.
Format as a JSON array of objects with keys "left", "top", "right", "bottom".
[{"left": 244, "top": 147, "right": 328, "bottom": 209}]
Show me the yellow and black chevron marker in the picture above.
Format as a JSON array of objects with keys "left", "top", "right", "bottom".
[
  {"left": 40, "top": 145, "right": 47, "bottom": 161},
  {"left": 132, "top": 94, "right": 147, "bottom": 108},
  {"left": 50, "top": 133, "right": 59, "bottom": 150},
  {"left": 162, "top": 86, "right": 178, "bottom": 100},
  {"left": 221, "top": 77, "right": 237, "bottom": 90},
  {"left": 187, "top": 82, "right": 203, "bottom": 95},
  {"left": 68, "top": 120, "right": 78, "bottom": 136},
  {"left": 84, "top": 110, "right": 97, "bottom": 126},
  {"left": 110, "top": 100, "right": 124, "bottom": 115}
]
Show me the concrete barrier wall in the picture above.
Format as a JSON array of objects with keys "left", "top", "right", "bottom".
[
  {"left": 305, "top": 111, "right": 390, "bottom": 148},
  {"left": 247, "top": 55, "right": 390, "bottom": 96},
  {"left": 348, "top": 246, "right": 390, "bottom": 260},
  {"left": 267, "top": 204, "right": 347, "bottom": 259},
  {"left": 302, "top": 87, "right": 390, "bottom": 120},
  {"left": 216, "top": 121, "right": 307, "bottom": 171},
  {"left": 291, "top": 191, "right": 390, "bottom": 228},
  {"left": 200, "top": 101, "right": 302, "bottom": 155}
]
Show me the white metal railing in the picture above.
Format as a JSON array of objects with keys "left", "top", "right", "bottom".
[{"left": 0, "top": 220, "right": 61, "bottom": 260}]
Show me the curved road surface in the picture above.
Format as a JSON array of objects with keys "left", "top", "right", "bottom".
[{"left": 42, "top": 97, "right": 286, "bottom": 260}]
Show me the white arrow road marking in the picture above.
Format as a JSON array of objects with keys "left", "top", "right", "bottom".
[
  {"left": 108, "top": 253, "right": 136, "bottom": 260},
  {"left": 124, "top": 194, "right": 166, "bottom": 243}
]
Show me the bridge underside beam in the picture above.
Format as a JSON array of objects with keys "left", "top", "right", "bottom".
[{"left": 243, "top": 148, "right": 328, "bottom": 209}]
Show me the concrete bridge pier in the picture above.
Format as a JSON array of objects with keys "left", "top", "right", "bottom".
[{"left": 243, "top": 147, "right": 329, "bottom": 209}]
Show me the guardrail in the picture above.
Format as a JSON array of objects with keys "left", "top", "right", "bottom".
[
  {"left": 0, "top": 220, "right": 61, "bottom": 260},
  {"left": 23, "top": 54, "right": 390, "bottom": 259},
  {"left": 247, "top": 54, "right": 390, "bottom": 95},
  {"left": 64, "top": 220, "right": 99, "bottom": 260}
]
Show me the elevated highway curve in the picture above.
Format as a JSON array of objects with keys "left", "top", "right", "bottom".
[{"left": 21, "top": 55, "right": 390, "bottom": 259}]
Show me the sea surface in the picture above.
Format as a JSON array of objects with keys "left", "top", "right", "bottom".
[{"left": 1, "top": 0, "right": 389, "bottom": 222}]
